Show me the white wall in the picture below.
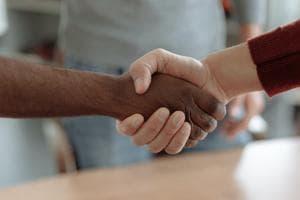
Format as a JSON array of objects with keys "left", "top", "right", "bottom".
[
  {"left": 266, "top": 0, "right": 300, "bottom": 29},
  {"left": 0, "top": 119, "right": 56, "bottom": 187},
  {"left": 0, "top": 0, "right": 8, "bottom": 36},
  {"left": 0, "top": 8, "right": 59, "bottom": 188}
]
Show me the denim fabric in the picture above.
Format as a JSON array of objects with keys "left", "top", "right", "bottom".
[
  {"left": 184, "top": 127, "right": 251, "bottom": 154},
  {"left": 63, "top": 56, "right": 251, "bottom": 168},
  {"left": 63, "top": 56, "right": 152, "bottom": 169},
  {"left": 60, "top": 0, "right": 226, "bottom": 67}
]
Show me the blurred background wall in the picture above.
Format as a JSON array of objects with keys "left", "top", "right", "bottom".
[
  {"left": 0, "top": 0, "right": 60, "bottom": 188},
  {"left": 266, "top": 0, "right": 300, "bottom": 29},
  {"left": 0, "top": 0, "right": 299, "bottom": 188}
]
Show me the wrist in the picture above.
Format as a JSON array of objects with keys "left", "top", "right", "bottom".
[
  {"left": 202, "top": 43, "right": 263, "bottom": 103},
  {"left": 100, "top": 74, "right": 142, "bottom": 120},
  {"left": 87, "top": 73, "right": 122, "bottom": 118}
]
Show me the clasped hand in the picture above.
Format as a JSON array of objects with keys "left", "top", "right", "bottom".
[
  {"left": 116, "top": 49, "right": 227, "bottom": 154},
  {"left": 114, "top": 73, "right": 225, "bottom": 154}
]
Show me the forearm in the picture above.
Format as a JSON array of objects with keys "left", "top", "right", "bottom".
[
  {"left": 203, "top": 43, "right": 263, "bottom": 102},
  {"left": 0, "top": 56, "right": 120, "bottom": 118},
  {"left": 203, "top": 20, "right": 300, "bottom": 100},
  {"left": 248, "top": 20, "right": 300, "bottom": 96}
]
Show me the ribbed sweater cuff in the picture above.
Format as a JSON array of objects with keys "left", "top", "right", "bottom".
[{"left": 248, "top": 20, "right": 300, "bottom": 96}]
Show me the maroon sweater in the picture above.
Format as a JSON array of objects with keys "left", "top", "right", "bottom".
[{"left": 248, "top": 20, "right": 300, "bottom": 96}]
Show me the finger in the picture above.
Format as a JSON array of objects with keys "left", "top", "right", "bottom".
[
  {"left": 186, "top": 126, "right": 208, "bottom": 148},
  {"left": 165, "top": 122, "right": 191, "bottom": 155},
  {"left": 129, "top": 62, "right": 153, "bottom": 94},
  {"left": 129, "top": 49, "right": 164, "bottom": 94},
  {"left": 132, "top": 108, "right": 170, "bottom": 146},
  {"left": 148, "top": 111, "right": 185, "bottom": 153},
  {"left": 194, "top": 91, "right": 226, "bottom": 120},
  {"left": 156, "top": 50, "right": 208, "bottom": 88},
  {"left": 185, "top": 139, "right": 199, "bottom": 148},
  {"left": 130, "top": 48, "right": 207, "bottom": 94},
  {"left": 116, "top": 114, "right": 144, "bottom": 136},
  {"left": 189, "top": 125, "right": 208, "bottom": 141},
  {"left": 191, "top": 106, "right": 217, "bottom": 133}
]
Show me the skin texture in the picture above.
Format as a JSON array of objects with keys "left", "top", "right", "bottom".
[
  {"left": 118, "top": 23, "right": 266, "bottom": 149},
  {"left": 118, "top": 44, "right": 264, "bottom": 150},
  {"left": 116, "top": 73, "right": 226, "bottom": 146},
  {"left": 0, "top": 56, "right": 117, "bottom": 118},
  {"left": 221, "top": 23, "right": 265, "bottom": 138},
  {"left": 203, "top": 43, "right": 262, "bottom": 100},
  {"left": 118, "top": 49, "right": 220, "bottom": 149},
  {"left": 0, "top": 56, "right": 225, "bottom": 154}
]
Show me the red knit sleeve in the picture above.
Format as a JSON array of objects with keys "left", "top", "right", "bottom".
[{"left": 248, "top": 20, "right": 300, "bottom": 96}]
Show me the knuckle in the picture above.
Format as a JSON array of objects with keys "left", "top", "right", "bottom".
[
  {"left": 198, "top": 132, "right": 209, "bottom": 141},
  {"left": 194, "top": 113, "right": 217, "bottom": 132},
  {"left": 208, "top": 100, "right": 227, "bottom": 120},
  {"left": 189, "top": 126, "right": 201, "bottom": 140},
  {"left": 132, "top": 132, "right": 156, "bottom": 146},
  {"left": 153, "top": 48, "right": 172, "bottom": 65},
  {"left": 189, "top": 129, "right": 207, "bottom": 141},
  {"left": 146, "top": 122, "right": 161, "bottom": 134},
  {"left": 204, "top": 117, "right": 217, "bottom": 132},
  {"left": 196, "top": 113, "right": 216, "bottom": 132},
  {"left": 129, "top": 60, "right": 140, "bottom": 71},
  {"left": 148, "top": 126, "right": 159, "bottom": 134},
  {"left": 215, "top": 103, "right": 227, "bottom": 120},
  {"left": 163, "top": 130, "right": 176, "bottom": 138},
  {"left": 163, "top": 125, "right": 180, "bottom": 137},
  {"left": 154, "top": 48, "right": 167, "bottom": 54}
]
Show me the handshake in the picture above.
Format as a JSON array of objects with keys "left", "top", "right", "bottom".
[
  {"left": 112, "top": 72, "right": 225, "bottom": 154},
  {"left": 115, "top": 46, "right": 264, "bottom": 154},
  {"left": 114, "top": 49, "right": 227, "bottom": 154},
  {"left": 0, "top": 43, "right": 263, "bottom": 155}
]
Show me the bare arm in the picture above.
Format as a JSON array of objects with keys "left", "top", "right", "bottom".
[
  {"left": 0, "top": 56, "right": 223, "bottom": 153},
  {"left": 119, "top": 20, "right": 300, "bottom": 152},
  {"left": 203, "top": 43, "right": 263, "bottom": 102},
  {"left": 0, "top": 56, "right": 119, "bottom": 118}
]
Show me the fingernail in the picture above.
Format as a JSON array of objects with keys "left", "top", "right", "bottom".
[
  {"left": 135, "top": 78, "right": 144, "bottom": 93},
  {"left": 172, "top": 112, "right": 184, "bottom": 125},
  {"left": 159, "top": 108, "right": 169, "bottom": 122}
]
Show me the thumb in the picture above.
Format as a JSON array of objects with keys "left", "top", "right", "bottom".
[
  {"left": 129, "top": 61, "right": 152, "bottom": 94},
  {"left": 129, "top": 49, "right": 164, "bottom": 94}
]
